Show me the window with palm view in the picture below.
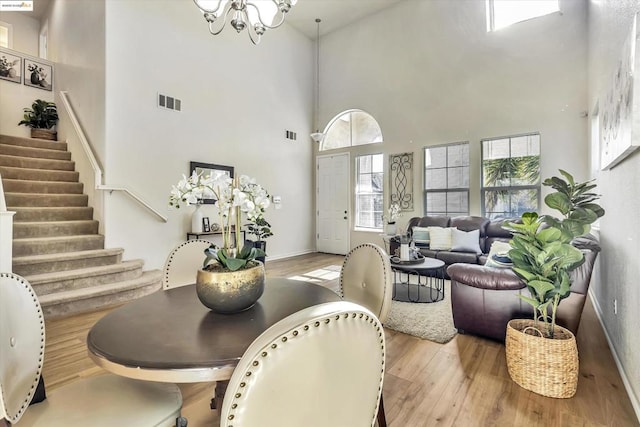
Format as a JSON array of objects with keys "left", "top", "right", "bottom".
[{"left": 481, "top": 133, "right": 540, "bottom": 219}]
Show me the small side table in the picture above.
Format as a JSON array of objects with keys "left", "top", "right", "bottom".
[
  {"left": 379, "top": 234, "right": 399, "bottom": 255},
  {"left": 390, "top": 257, "right": 445, "bottom": 303},
  {"left": 186, "top": 230, "right": 246, "bottom": 242}
]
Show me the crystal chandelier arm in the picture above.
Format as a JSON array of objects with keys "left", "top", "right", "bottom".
[
  {"left": 245, "top": 1, "right": 288, "bottom": 30},
  {"left": 204, "top": 2, "right": 235, "bottom": 36},
  {"left": 208, "top": 12, "right": 230, "bottom": 36},
  {"left": 193, "top": 0, "right": 224, "bottom": 15}
]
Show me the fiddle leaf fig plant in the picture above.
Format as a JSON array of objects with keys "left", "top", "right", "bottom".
[{"left": 504, "top": 170, "right": 604, "bottom": 338}]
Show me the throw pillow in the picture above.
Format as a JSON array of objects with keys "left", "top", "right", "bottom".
[
  {"left": 427, "top": 227, "right": 455, "bottom": 250},
  {"left": 485, "top": 241, "right": 514, "bottom": 268},
  {"left": 412, "top": 226, "right": 430, "bottom": 244},
  {"left": 451, "top": 229, "right": 482, "bottom": 254}
]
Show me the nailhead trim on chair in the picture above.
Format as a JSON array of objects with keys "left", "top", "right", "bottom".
[
  {"left": 222, "top": 310, "right": 386, "bottom": 427},
  {"left": 0, "top": 273, "right": 45, "bottom": 423},
  {"left": 339, "top": 243, "right": 392, "bottom": 313},
  {"left": 163, "top": 239, "right": 211, "bottom": 289}
]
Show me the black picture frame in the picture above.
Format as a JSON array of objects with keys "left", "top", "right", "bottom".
[
  {"left": 0, "top": 51, "right": 22, "bottom": 84},
  {"left": 189, "top": 161, "right": 234, "bottom": 204},
  {"left": 23, "top": 58, "right": 52, "bottom": 91},
  {"left": 202, "top": 217, "right": 211, "bottom": 233}
]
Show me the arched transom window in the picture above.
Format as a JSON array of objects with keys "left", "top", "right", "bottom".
[{"left": 320, "top": 109, "right": 383, "bottom": 151}]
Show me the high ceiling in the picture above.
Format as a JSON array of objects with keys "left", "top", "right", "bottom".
[
  {"left": 25, "top": 0, "right": 402, "bottom": 40},
  {"left": 285, "top": 0, "right": 403, "bottom": 39}
]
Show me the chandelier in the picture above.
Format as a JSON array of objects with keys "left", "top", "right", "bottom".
[{"left": 193, "top": 0, "right": 297, "bottom": 45}]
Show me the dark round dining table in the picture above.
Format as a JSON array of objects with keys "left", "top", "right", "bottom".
[{"left": 87, "top": 278, "right": 341, "bottom": 384}]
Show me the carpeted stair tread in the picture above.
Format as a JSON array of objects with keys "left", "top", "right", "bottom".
[
  {"left": 26, "top": 259, "right": 144, "bottom": 287},
  {"left": 2, "top": 178, "right": 83, "bottom": 194},
  {"left": 0, "top": 143, "right": 72, "bottom": 160},
  {"left": 5, "top": 192, "right": 88, "bottom": 207},
  {"left": 13, "top": 220, "right": 99, "bottom": 238},
  {"left": 0, "top": 154, "right": 76, "bottom": 171},
  {"left": 0, "top": 134, "right": 68, "bottom": 151},
  {"left": 2, "top": 133, "right": 159, "bottom": 319},
  {"left": 11, "top": 206, "right": 94, "bottom": 222},
  {"left": 39, "top": 270, "right": 162, "bottom": 319},
  {"left": 0, "top": 165, "right": 79, "bottom": 182},
  {"left": 13, "top": 248, "right": 124, "bottom": 276},
  {"left": 13, "top": 234, "right": 105, "bottom": 256}
]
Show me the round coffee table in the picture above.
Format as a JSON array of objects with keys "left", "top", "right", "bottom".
[{"left": 390, "top": 257, "right": 446, "bottom": 303}]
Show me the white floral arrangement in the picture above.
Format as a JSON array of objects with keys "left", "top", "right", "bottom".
[
  {"left": 169, "top": 171, "right": 270, "bottom": 270},
  {"left": 383, "top": 203, "right": 402, "bottom": 224}
]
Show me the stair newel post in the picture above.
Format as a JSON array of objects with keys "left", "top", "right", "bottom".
[{"left": 0, "top": 174, "right": 16, "bottom": 272}]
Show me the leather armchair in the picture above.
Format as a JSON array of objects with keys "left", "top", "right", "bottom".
[{"left": 447, "top": 234, "right": 600, "bottom": 342}]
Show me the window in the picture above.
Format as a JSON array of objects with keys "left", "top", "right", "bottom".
[
  {"left": 0, "top": 21, "right": 12, "bottom": 49},
  {"left": 355, "top": 154, "right": 383, "bottom": 230},
  {"left": 424, "top": 142, "right": 469, "bottom": 216},
  {"left": 481, "top": 133, "right": 540, "bottom": 219},
  {"left": 320, "top": 110, "right": 383, "bottom": 151},
  {"left": 486, "top": 0, "right": 560, "bottom": 32}
]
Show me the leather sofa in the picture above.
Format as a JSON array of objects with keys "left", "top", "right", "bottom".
[
  {"left": 446, "top": 234, "right": 600, "bottom": 341},
  {"left": 390, "top": 215, "right": 514, "bottom": 277}
]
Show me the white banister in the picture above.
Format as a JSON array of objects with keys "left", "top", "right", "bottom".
[
  {"left": 58, "top": 91, "right": 167, "bottom": 222},
  {"left": 0, "top": 174, "right": 16, "bottom": 272}
]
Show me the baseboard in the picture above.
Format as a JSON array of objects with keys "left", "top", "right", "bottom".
[
  {"left": 268, "top": 249, "right": 316, "bottom": 262},
  {"left": 588, "top": 289, "right": 640, "bottom": 423}
]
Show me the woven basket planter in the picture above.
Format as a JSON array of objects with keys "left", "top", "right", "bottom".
[
  {"left": 505, "top": 319, "right": 578, "bottom": 398},
  {"left": 31, "top": 128, "right": 57, "bottom": 141}
]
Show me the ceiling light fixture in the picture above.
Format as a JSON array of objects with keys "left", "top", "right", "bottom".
[
  {"left": 310, "top": 18, "right": 325, "bottom": 144},
  {"left": 193, "top": 0, "right": 297, "bottom": 45}
]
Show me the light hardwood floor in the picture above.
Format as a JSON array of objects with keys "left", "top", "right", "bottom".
[{"left": 40, "top": 253, "right": 638, "bottom": 426}]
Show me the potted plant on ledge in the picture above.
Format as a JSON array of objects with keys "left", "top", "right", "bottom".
[
  {"left": 18, "top": 99, "right": 59, "bottom": 141},
  {"left": 170, "top": 171, "right": 271, "bottom": 314},
  {"left": 503, "top": 169, "right": 604, "bottom": 399},
  {"left": 246, "top": 217, "right": 273, "bottom": 265},
  {"left": 383, "top": 202, "right": 402, "bottom": 235}
]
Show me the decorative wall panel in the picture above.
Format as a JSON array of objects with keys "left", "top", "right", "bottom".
[{"left": 389, "top": 152, "right": 413, "bottom": 210}]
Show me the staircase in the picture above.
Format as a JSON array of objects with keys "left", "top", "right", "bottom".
[{"left": 1, "top": 134, "right": 162, "bottom": 318}]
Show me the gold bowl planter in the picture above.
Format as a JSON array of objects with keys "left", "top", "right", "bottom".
[{"left": 196, "top": 261, "right": 265, "bottom": 314}]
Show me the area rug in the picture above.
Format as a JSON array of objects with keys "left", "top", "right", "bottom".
[
  {"left": 310, "top": 266, "right": 456, "bottom": 344},
  {"left": 384, "top": 281, "right": 457, "bottom": 344}
]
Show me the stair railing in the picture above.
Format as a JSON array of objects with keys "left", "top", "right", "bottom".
[
  {"left": 0, "top": 173, "right": 16, "bottom": 272},
  {"left": 58, "top": 91, "right": 167, "bottom": 222}
]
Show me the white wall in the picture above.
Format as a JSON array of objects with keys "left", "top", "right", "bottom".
[
  {"left": 44, "top": 0, "right": 106, "bottom": 228},
  {"left": 588, "top": 0, "right": 640, "bottom": 417},
  {"left": 316, "top": 0, "right": 588, "bottom": 248},
  {"left": 103, "top": 0, "right": 315, "bottom": 269},
  {"left": 0, "top": 11, "right": 39, "bottom": 55},
  {"left": 46, "top": 0, "right": 106, "bottom": 162}
]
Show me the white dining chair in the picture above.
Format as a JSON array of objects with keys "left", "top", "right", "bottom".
[
  {"left": 219, "top": 301, "right": 386, "bottom": 427},
  {"left": 163, "top": 239, "right": 212, "bottom": 289},
  {"left": 339, "top": 242, "right": 393, "bottom": 427},
  {"left": 0, "top": 272, "right": 186, "bottom": 427}
]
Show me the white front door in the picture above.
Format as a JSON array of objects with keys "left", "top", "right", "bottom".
[{"left": 316, "top": 153, "right": 350, "bottom": 255}]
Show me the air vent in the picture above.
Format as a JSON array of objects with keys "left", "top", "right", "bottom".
[
  {"left": 158, "top": 93, "right": 182, "bottom": 112},
  {"left": 285, "top": 130, "right": 297, "bottom": 141}
]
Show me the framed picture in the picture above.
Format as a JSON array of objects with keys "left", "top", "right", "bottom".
[
  {"left": 202, "top": 217, "right": 211, "bottom": 233},
  {"left": 189, "top": 161, "right": 234, "bottom": 204},
  {"left": 24, "top": 58, "right": 52, "bottom": 91},
  {"left": 0, "top": 51, "right": 21, "bottom": 84}
]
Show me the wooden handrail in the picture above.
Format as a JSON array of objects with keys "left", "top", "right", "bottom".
[{"left": 58, "top": 91, "right": 167, "bottom": 222}]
